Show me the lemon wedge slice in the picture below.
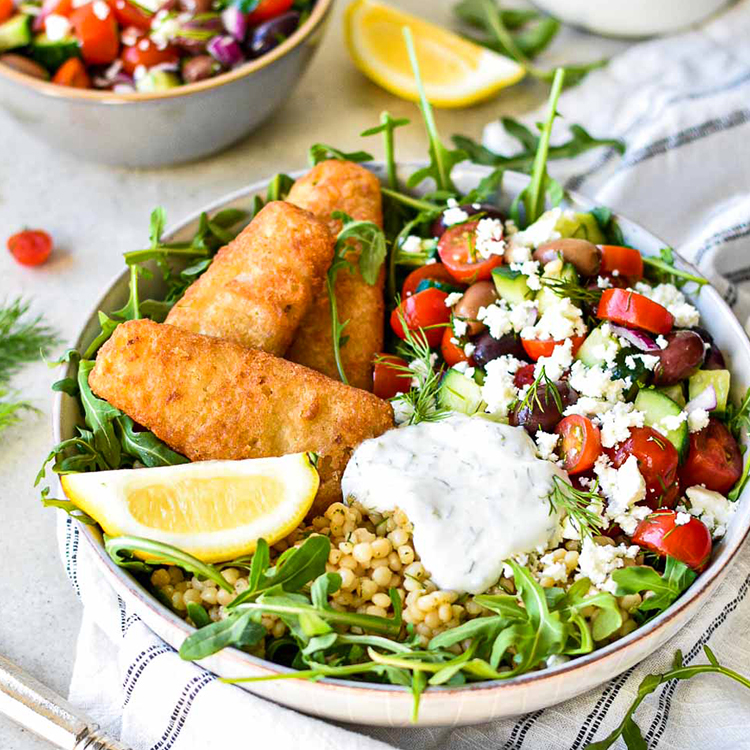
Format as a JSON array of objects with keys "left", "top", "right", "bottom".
[
  {"left": 61, "top": 454, "right": 319, "bottom": 562},
  {"left": 344, "top": 0, "right": 525, "bottom": 108}
]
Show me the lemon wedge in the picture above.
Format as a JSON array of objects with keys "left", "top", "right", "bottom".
[
  {"left": 344, "top": 0, "right": 525, "bottom": 108},
  {"left": 61, "top": 454, "right": 319, "bottom": 562}
]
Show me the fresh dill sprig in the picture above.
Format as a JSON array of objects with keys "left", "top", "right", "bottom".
[
  {"left": 540, "top": 276, "right": 602, "bottom": 307},
  {"left": 517, "top": 365, "right": 562, "bottom": 414},
  {"left": 548, "top": 475, "right": 605, "bottom": 538},
  {"left": 0, "top": 298, "right": 59, "bottom": 383},
  {"left": 0, "top": 388, "right": 37, "bottom": 432}
]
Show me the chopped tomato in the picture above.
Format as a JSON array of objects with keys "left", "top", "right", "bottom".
[
  {"left": 679, "top": 418, "right": 742, "bottom": 495},
  {"left": 71, "top": 2, "right": 120, "bottom": 65},
  {"left": 402, "top": 263, "right": 460, "bottom": 299},
  {"left": 246, "top": 0, "right": 293, "bottom": 24},
  {"left": 437, "top": 220, "right": 504, "bottom": 284},
  {"left": 599, "top": 246, "right": 644, "bottom": 279},
  {"left": 607, "top": 426, "right": 680, "bottom": 509},
  {"left": 440, "top": 327, "right": 473, "bottom": 367},
  {"left": 521, "top": 335, "right": 586, "bottom": 362},
  {"left": 597, "top": 288, "right": 673, "bottom": 335},
  {"left": 390, "top": 287, "right": 450, "bottom": 348},
  {"left": 7, "top": 229, "right": 53, "bottom": 266},
  {"left": 372, "top": 354, "right": 411, "bottom": 400},
  {"left": 52, "top": 57, "right": 91, "bottom": 88},
  {"left": 514, "top": 363, "right": 536, "bottom": 389},
  {"left": 632, "top": 510, "right": 712, "bottom": 572},
  {"left": 121, "top": 37, "right": 180, "bottom": 74},
  {"left": 0, "top": 0, "right": 14, "bottom": 24},
  {"left": 108, "top": 0, "right": 152, "bottom": 30},
  {"left": 556, "top": 415, "right": 602, "bottom": 474}
]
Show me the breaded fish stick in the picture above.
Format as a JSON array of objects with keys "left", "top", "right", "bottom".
[
  {"left": 165, "top": 201, "right": 333, "bottom": 357},
  {"left": 286, "top": 160, "right": 385, "bottom": 391},
  {"left": 89, "top": 319, "right": 394, "bottom": 511}
]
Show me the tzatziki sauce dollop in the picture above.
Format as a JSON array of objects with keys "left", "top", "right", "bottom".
[{"left": 341, "top": 414, "right": 567, "bottom": 595}]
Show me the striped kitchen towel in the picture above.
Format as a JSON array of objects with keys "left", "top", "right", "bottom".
[{"left": 59, "top": 1, "right": 750, "bottom": 747}]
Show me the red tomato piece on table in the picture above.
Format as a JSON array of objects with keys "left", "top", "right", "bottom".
[
  {"left": 440, "top": 327, "right": 473, "bottom": 367},
  {"left": 390, "top": 287, "right": 450, "bottom": 348},
  {"left": 0, "top": 0, "right": 14, "bottom": 24},
  {"left": 556, "top": 415, "right": 602, "bottom": 474},
  {"left": 372, "top": 354, "right": 411, "bottom": 400},
  {"left": 632, "top": 509, "right": 712, "bottom": 572},
  {"left": 521, "top": 335, "right": 586, "bottom": 362},
  {"left": 437, "top": 220, "right": 504, "bottom": 284},
  {"left": 121, "top": 37, "right": 180, "bottom": 74},
  {"left": 599, "top": 246, "right": 644, "bottom": 279},
  {"left": 596, "top": 288, "right": 673, "bottom": 335},
  {"left": 514, "top": 363, "right": 536, "bottom": 389},
  {"left": 606, "top": 426, "right": 680, "bottom": 509},
  {"left": 108, "top": 0, "right": 152, "bottom": 30},
  {"left": 246, "top": 0, "right": 293, "bottom": 24},
  {"left": 52, "top": 57, "right": 91, "bottom": 87},
  {"left": 401, "top": 263, "right": 459, "bottom": 299},
  {"left": 679, "top": 418, "right": 742, "bottom": 495},
  {"left": 7, "top": 229, "right": 53, "bottom": 266},
  {"left": 71, "top": 1, "right": 120, "bottom": 65}
]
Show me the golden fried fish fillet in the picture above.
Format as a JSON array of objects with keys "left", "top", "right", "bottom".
[
  {"left": 285, "top": 160, "right": 385, "bottom": 391},
  {"left": 165, "top": 201, "right": 334, "bottom": 357},
  {"left": 89, "top": 319, "right": 394, "bottom": 512}
]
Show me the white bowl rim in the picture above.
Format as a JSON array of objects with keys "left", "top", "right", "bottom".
[{"left": 52, "top": 162, "right": 750, "bottom": 699}]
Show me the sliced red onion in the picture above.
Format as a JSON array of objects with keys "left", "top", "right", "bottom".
[
  {"left": 207, "top": 34, "right": 244, "bottom": 67},
  {"left": 686, "top": 384, "right": 717, "bottom": 414},
  {"left": 609, "top": 324, "right": 660, "bottom": 352},
  {"left": 221, "top": 6, "right": 247, "bottom": 41}
]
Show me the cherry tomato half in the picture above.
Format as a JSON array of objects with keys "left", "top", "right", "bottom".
[
  {"left": 440, "top": 326, "right": 474, "bottom": 367},
  {"left": 52, "top": 57, "right": 91, "bottom": 88},
  {"left": 556, "top": 415, "right": 602, "bottom": 474},
  {"left": 390, "top": 287, "right": 451, "bottom": 348},
  {"left": 7, "top": 229, "right": 53, "bottom": 266},
  {"left": 437, "top": 220, "right": 504, "bottom": 284},
  {"left": 599, "top": 246, "right": 644, "bottom": 279},
  {"left": 596, "top": 288, "right": 674, "bottom": 335},
  {"left": 632, "top": 509, "right": 712, "bottom": 572},
  {"left": 607, "top": 426, "right": 680, "bottom": 509},
  {"left": 0, "top": 0, "right": 14, "bottom": 24},
  {"left": 372, "top": 354, "right": 411, "bottom": 400},
  {"left": 246, "top": 0, "right": 293, "bottom": 24},
  {"left": 521, "top": 335, "right": 586, "bottom": 363},
  {"left": 402, "top": 263, "right": 459, "bottom": 299},
  {"left": 121, "top": 37, "right": 180, "bottom": 75},
  {"left": 514, "top": 363, "right": 536, "bottom": 389},
  {"left": 71, "top": 2, "right": 120, "bottom": 65},
  {"left": 108, "top": 0, "right": 152, "bottom": 30},
  {"left": 680, "top": 418, "right": 742, "bottom": 495}
]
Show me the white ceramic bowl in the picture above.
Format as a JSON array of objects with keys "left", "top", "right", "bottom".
[
  {"left": 0, "top": 0, "right": 331, "bottom": 167},
  {"left": 530, "top": 0, "right": 730, "bottom": 37},
  {"left": 53, "top": 163, "right": 750, "bottom": 726}
]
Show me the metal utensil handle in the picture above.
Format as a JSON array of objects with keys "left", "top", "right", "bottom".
[{"left": 0, "top": 655, "right": 130, "bottom": 750}]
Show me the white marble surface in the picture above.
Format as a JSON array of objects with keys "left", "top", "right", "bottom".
[{"left": 0, "top": 3, "right": 627, "bottom": 747}]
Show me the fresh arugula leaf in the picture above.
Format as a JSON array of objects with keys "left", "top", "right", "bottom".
[
  {"left": 590, "top": 206, "right": 627, "bottom": 246},
  {"left": 308, "top": 143, "right": 374, "bottom": 166},
  {"left": 116, "top": 414, "right": 188, "bottom": 468},
  {"left": 77, "top": 360, "right": 121, "bottom": 470},
  {"left": 52, "top": 377, "right": 79, "bottom": 397},
  {"left": 39, "top": 487, "right": 97, "bottom": 525},
  {"left": 186, "top": 601, "right": 211, "bottom": 629},
  {"left": 361, "top": 112, "right": 410, "bottom": 190},
  {"left": 266, "top": 173, "right": 295, "bottom": 202},
  {"left": 179, "top": 609, "right": 266, "bottom": 660},
  {"left": 642, "top": 247, "right": 708, "bottom": 288}
]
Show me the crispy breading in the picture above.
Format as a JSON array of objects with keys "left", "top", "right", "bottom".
[
  {"left": 286, "top": 160, "right": 385, "bottom": 391},
  {"left": 89, "top": 320, "right": 394, "bottom": 512},
  {"left": 165, "top": 201, "right": 334, "bottom": 357}
]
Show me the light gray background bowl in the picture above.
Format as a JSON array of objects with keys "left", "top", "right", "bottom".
[
  {"left": 0, "top": 0, "right": 331, "bottom": 167},
  {"left": 53, "top": 163, "right": 750, "bottom": 726}
]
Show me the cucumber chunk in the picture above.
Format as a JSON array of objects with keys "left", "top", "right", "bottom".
[
  {"left": 136, "top": 70, "right": 181, "bottom": 92},
  {"left": 492, "top": 266, "right": 531, "bottom": 305},
  {"left": 634, "top": 389, "right": 688, "bottom": 458},
  {"left": 555, "top": 211, "right": 607, "bottom": 244},
  {"left": 688, "top": 369, "right": 730, "bottom": 414},
  {"left": 657, "top": 383, "right": 686, "bottom": 407},
  {"left": 30, "top": 33, "right": 80, "bottom": 71},
  {"left": 535, "top": 261, "right": 580, "bottom": 315},
  {"left": 575, "top": 324, "right": 620, "bottom": 368},
  {"left": 0, "top": 14, "right": 32, "bottom": 53},
  {"left": 438, "top": 369, "right": 484, "bottom": 416}
]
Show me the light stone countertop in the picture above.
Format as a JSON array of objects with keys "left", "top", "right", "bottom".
[{"left": 0, "top": 3, "right": 628, "bottom": 746}]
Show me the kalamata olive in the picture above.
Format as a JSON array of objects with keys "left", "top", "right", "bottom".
[
  {"left": 0, "top": 54, "right": 49, "bottom": 80},
  {"left": 182, "top": 55, "right": 220, "bottom": 82},
  {"left": 430, "top": 203, "right": 505, "bottom": 239},
  {"left": 691, "top": 326, "right": 725, "bottom": 370},
  {"left": 473, "top": 332, "right": 527, "bottom": 368},
  {"left": 533, "top": 238, "right": 601, "bottom": 277},
  {"left": 510, "top": 382, "right": 578, "bottom": 435},
  {"left": 248, "top": 11, "right": 300, "bottom": 57},
  {"left": 453, "top": 281, "right": 497, "bottom": 336},
  {"left": 653, "top": 330, "right": 705, "bottom": 386}
]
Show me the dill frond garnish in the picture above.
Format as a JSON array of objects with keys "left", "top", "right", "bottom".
[
  {"left": 540, "top": 276, "right": 602, "bottom": 307},
  {"left": 517, "top": 365, "right": 562, "bottom": 414},
  {"left": 548, "top": 475, "right": 605, "bottom": 538},
  {"left": 0, "top": 298, "right": 59, "bottom": 382}
]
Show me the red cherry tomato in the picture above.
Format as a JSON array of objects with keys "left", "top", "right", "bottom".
[
  {"left": 521, "top": 335, "right": 586, "bottom": 363},
  {"left": 7, "top": 229, "right": 53, "bottom": 266},
  {"left": 679, "top": 418, "right": 742, "bottom": 495},
  {"left": 401, "top": 263, "right": 459, "bottom": 299},
  {"left": 246, "top": 0, "right": 293, "bottom": 24},
  {"left": 52, "top": 57, "right": 91, "bottom": 88},
  {"left": 390, "top": 287, "right": 451, "bottom": 348},
  {"left": 0, "top": 0, "right": 14, "bottom": 23},
  {"left": 632, "top": 509, "right": 712, "bottom": 572},
  {"left": 514, "top": 363, "right": 536, "bottom": 389},
  {"left": 440, "top": 326, "right": 474, "bottom": 367},
  {"left": 71, "top": 2, "right": 120, "bottom": 65},
  {"left": 556, "top": 415, "right": 602, "bottom": 474},
  {"left": 437, "top": 220, "right": 504, "bottom": 284},
  {"left": 607, "top": 426, "right": 680, "bottom": 509},
  {"left": 599, "top": 246, "right": 644, "bottom": 279},
  {"left": 372, "top": 354, "right": 412, "bottom": 400},
  {"left": 596, "top": 288, "right": 674, "bottom": 335},
  {"left": 108, "top": 0, "right": 152, "bottom": 29},
  {"left": 121, "top": 37, "right": 180, "bottom": 75}
]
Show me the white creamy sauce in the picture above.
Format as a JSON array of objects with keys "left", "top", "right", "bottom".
[{"left": 341, "top": 414, "right": 567, "bottom": 595}]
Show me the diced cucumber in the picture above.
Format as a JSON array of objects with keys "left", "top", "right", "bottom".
[
  {"left": 136, "top": 70, "right": 181, "bottom": 92},
  {"left": 30, "top": 33, "right": 80, "bottom": 71},
  {"left": 634, "top": 389, "right": 688, "bottom": 458},
  {"left": 657, "top": 383, "right": 686, "bottom": 408},
  {"left": 555, "top": 211, "right": 607, "bottom": 244},
  {"left": 689, "top": 370, "right": 730, "bottom": 414},
  {"left": 535, "top": 261, "right": 580, "bottom": 314},
  {"left": 560, "top": 261, "right": 579, "bottom": 285},
  {"left": 438, "top": 369, "right": 484, "bottom": 416},
  {"left": 0, "top": 14, "right": 32, "bottom": 53},
  {"left": 575, "top": 324, "right": 620, "bottom": 368},
  {"left": 492, "top": 265, "right": 531, "bottom": 305}
]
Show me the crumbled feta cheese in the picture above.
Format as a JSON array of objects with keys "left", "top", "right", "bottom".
[
  {"left": 687, "top": 408, "right": 710, "bottom": 433},
  {"left": 92, "top": 0, "right": 110, "bottom": 19},
  {"left": 477, "top": 300, "right": 536, "bottom": 339},
  {"left": 538, "top": 551, "right": 568, "bottom": 583},
  {"left": 425, "top": 258, "right": 437, "bottom": 265},
  {"left": 546, "top": 654, "right": 570, "bottom": 668},
  {"left": 656, "top": 335, "right": 669, "bottom": 349},
  {"left": 150, "top": 13, "right": 182, "bottom": 46},
  {"left": 442, "top": 199, "right": 469, "bottom": 227},
  {"left": 635, "top": 282, "right": 700, "bottom": 328},
  {"left": 653, "top": 410, "right": 688, "bottom": 436},
  {"left": 534, "top": 338, "right": 573, "bottom": 382},
  {"left": 400, "top": 235, "right": 423, "bottom": 254},
  {"left": 576, "top": 537, "right": 640, "bottom": 593},
  {"left": 521, "top": 297, "right": 587, "bottom": 341},
  {"left": 474, "top": 218, "right": 506, "bottom": 259},
  {"left": 392, "top": 399, "right": 415, "bottom": 425},
  {"left": 594, "top": 454, "right": 647, "bottom": 528},
  {"left": 625, "top": 353, "right": 660, "bottom": 371},
  {"left": 675, "top": 512, "right": 692, "bottom": 526},
  {"left": 482, "top": 355, "right": 523, "bottom": 417},
  {"left": 44, "top": 13, "right": 71, "bottom": 41},
  {"left": 510, "top": 260, "right": 542, "bottom": 291},
  {"left": 444, "top": 292, "right": 464, "bottom": 308},
  {"left": 685, "top": 485, "right": 736, "bottom": 537},
  {"left": 452, "top": 317, "right": 468, "bottom": 337},
  {"left": 568, "top": 361, "right": 629, "bottom": 403},
  {"left": 408, "top": 354, "right": 437, "bottom": 388},
  {"left": 506, "top": 208, "right": 563, "bottom": 252},
  {"left": 535, "top": 430, "right": 560, "bottom": 461},
  {"left": 598, "top": 402, "right": 645, "bottom": 448},
  {"left": 597, "top": 276, "right": 612, "bottom": 289},
  {"left": 133, "top": 64, "right": 147, "bottom": 81},
  {"left": 463, "top": 342, "right": 476, "bottom": 358}
]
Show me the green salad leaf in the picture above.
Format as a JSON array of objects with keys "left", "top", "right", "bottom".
[
  {"left": 361, "top": 112, "right": 411, "bottom": 191},
  {"left": 641, "top": 246, "right": 708, "bottom": 288},
  {"left": 308, "top": 143, "right": 374, "bottom": 166}
]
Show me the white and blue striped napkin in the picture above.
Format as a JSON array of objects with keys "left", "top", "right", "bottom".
[{"left": 59, "top": 2, "right": 750, "bottom": 747}]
